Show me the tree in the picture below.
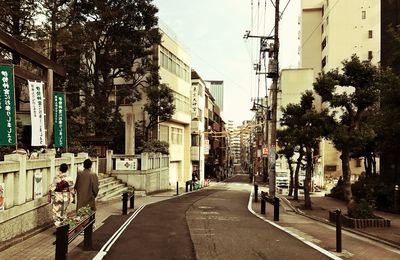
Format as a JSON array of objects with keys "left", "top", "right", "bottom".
[
  {"left": 277, "top": 129, "right": 295, "bottom": 196},
  {"left": 280, "top": 91, "right": 331, "bottom": 208},
  {"left": 143, "top": 83, "right": 175, "bottom": 140},
  {"left": 313, "top": 55, "right": 380, "bottom": 203},
  {"left": 53, "top": 0, "right": 161, "bottom": 143}
]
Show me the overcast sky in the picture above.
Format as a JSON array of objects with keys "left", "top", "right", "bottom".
[{"left": 153, "top": 0, "right": 300, "bottom": 126}]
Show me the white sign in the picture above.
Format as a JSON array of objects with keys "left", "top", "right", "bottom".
[
  {"left": 191, "top": 83, "right": 199, "bottom": 117},
  {"left": 204, "top": 139, "right": 209, "bottom": 155},
  {"left": 28, "top": 81, "right": 46, "bottom": 146},
  {"left": 116, "top": 158, "right": 138, "bottom": 171},
  {"left": 34, "top": 172, "right": 43, "bottom": 198}
]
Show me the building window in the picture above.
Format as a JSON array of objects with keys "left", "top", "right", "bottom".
[
  {"left": 325, "top": 165, "right": 337, "bottom": 171},
  {"left": 171, "top": 127, "right": 183, "bottom": 144},
  {"left": 368, "top": 30, "right": 373, "bottom": 38},
  {"left": 368, "top": 51, "right": 373, "bottom": 60},
  {"left": 191, "top": 134, "right": 200, "bottom": 146},
  {"left": 362, "top": 11, "right": 366, "bottom": 19},
  {"left": 322, "top": 56, "right": 327, "bottom": 68},
  {"left": 159, "top": 125, "right": 169, "bottom": 142},
  {"left": 356, "top": 158, "right": 362, "bottom": 167},
  {"left": 160, "top": 46, "right": 191, "bottom": 82}
]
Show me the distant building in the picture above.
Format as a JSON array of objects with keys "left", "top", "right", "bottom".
[{"left": 205, "top": 80, "right": 224, "bottom": 113}]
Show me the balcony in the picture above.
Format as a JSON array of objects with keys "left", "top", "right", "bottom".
[{"left": 191, "top": 146, "right": 200, "bottom": 161}]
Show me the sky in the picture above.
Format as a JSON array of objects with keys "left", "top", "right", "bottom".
[{"left": 153, "top": 0, "right": 300, "bottom": 126}]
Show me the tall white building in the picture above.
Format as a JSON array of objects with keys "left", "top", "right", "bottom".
[{"left": 300, "top": 0, "right": 381, "bottom": 185}]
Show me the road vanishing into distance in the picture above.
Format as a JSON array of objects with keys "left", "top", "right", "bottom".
[{"left": 93, "top": 175, "right": 332, "bottom": 260}]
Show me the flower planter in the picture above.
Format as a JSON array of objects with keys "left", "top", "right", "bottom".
[{"left": 329, "top": 211, "right": 391, "bottom": 228}]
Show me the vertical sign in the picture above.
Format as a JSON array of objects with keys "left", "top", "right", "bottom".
[
  {"left": 53, "top": 92, "right": 66, "bottom": 147},
  {"left": 34, "top": 172, "right": 43, "bottom": 198},
  {"left": 191, "top": 83, "right": 199, "bottom": 118},
  {"left": 28, "top": 81, "right": 46, "bottom": 146},
  {"left": 0, "top": 65, "right": 16, "bottom": 146}
]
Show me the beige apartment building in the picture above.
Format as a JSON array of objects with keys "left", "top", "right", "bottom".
[
  {"left": 300, "top": 0, "right": 381, "bottom": 186},
  {"left": 118, "top": 24, "right": 192, "bottom": 187}
]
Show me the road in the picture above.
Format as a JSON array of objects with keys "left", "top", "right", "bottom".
[{"left": 94, "top": 174, "right": 332, "bottom": 260}]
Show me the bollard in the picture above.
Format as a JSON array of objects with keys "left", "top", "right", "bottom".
[
  {"left": 130, "top": 192, "right": 135, "bottom": 209},
  {"left": 83, "top": 222, "right": 94, "bottom": 250},
  {"left": 274, "top": 197, "right": 279, "bottom": 221},
  {"left": 176, "top": 181, "right": 179, "bottom": 195},
  {"left": 122, "top": 192, "right": 128, "bottom": 215},
  {"left": 254, "top": 184, "right": 258, "bottom": 202},
  {"left": 55, "top": 224, "right": 69, "bottom": 260},
  {"left": 261, "top": 192, "right": 266, "bottom": 215},
  {"left": 335, "top": 209, "right": 342, "bottom": 252},
  {"left": 395, "top": 185, "right": 399, "bottom": 213},
  {"left": 185, "top": 181, "right": 189, "bottom": 192}
]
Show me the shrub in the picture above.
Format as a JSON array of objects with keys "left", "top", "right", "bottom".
[
  {"left": 142, "top": 140, "right": 169, "bottom": 154},
  {"left": 347, "top": 199, "right": 377, "bottom": 219}
]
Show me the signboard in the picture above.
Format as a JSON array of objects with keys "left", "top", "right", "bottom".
[
  {"left": 262, "top": 147, "right": 269, "bottom": 157},
  {"left": 204, "top": 139, "right": 209, "bottom": 155},
  {"left": 191, "top": 83, "right": 199, "bottom": 117},
  {"left": 54, "top": 92, "right": 67, "bottom": 147},
  {"left": 0, "top": 65, "right": 16, "bottom": 146},
  {"left": 115, "top": 158, "right": 138, "bottom": 171},
  {"left": 34, "top": 172, "right": 43, "bottom": 198},
  {"left": 28, "top": 81, "right": 46, "bottom": 146},
  {"left": 0, "top": 183, "right": 4, "bottom": 211}
]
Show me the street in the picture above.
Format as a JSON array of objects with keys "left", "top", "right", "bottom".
[{"left": 91, "top": 175, "right": 331, "bottom": 260}]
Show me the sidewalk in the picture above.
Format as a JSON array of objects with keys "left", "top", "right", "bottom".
[
  {"left": 251, "top": 183, "right": 400, "bottom": 259},
  {"left": 0, "top": 188, "right": 188, "bottom": 260}
]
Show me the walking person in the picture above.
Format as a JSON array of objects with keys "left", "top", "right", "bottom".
[
  {"left": 75, "top": 159, "right": 99, "bottom": 211},
  {"left": 49, "top": 163, "right": 75, "bottom": 227}
]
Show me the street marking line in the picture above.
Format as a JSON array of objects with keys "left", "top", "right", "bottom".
[
  {"left": 93, "top": 205, "right": 146, "bottom": 260},
  {"left": 247, "top": 187, "right": 342, "bottom": 260}
]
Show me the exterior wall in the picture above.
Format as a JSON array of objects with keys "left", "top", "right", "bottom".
[
  {"left": 300, "top": 0, "right": 381, "bottom": 187},
  {"left": 0, "top": 153, "right": 96, "bottom": 244},
  {"left": 205, "top": 80, "right": 224, "bottom": 113}
]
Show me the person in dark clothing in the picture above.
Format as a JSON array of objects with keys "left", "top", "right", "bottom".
[{"left": 75, "top": 159, "right": 99, "bottom": 211}]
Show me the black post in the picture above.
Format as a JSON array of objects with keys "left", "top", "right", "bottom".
[
  {"left": 185, "top": 181, "right": 189, "bottom": 192},
  {"left": 274, "top": 197, "right": 279, "bottom": 221},
  {"left": 261, "top": 192, "right": 266, "bottom": 215},
  {"left": 176, "top": 181, "right": 179, "bottom": 195},
  {"left": 83, "top": 222, "right": 93, "bottom": 250},
  {"left": 122, "top": 192, "right": 128, "bottom": 215},
  {"left": 395, "top": 185, "right": 399, "bottom": 213},
  {"left": 129, "top": 192, "right": 135, "bottom": 209},
  {"left": 55, "top": 224, "right": 69, "bottom": 260},
  {"left": 254, "top": 184, "right": 258, "bottom": 202},
  {"left": 335, "top": 209, "right": 342, "bottom": 253}
]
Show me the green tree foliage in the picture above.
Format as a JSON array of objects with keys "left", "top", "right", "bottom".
[
  {"left": 314, "top": 55, "right": 380, "bottom": 203},
  {"left": 280, "top": 91, "right": 332, "bottom": 208},
  {"left": 277, "top": 129, "right": 295, "bottom": 196},
  {"left": 143, "top": 83, "right": 175, "bottom": 140}
]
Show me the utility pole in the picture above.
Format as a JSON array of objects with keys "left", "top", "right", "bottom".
[{"left": 269, "top": 0, "right": 280, "bottom": 198}]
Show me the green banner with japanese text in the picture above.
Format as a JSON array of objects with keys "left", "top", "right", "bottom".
[
  {"left": 53, "top": 92, "right": 67, "bottom": 148},
  {"left": 0, "top": 65, "right": 16, "bottom": 146}
]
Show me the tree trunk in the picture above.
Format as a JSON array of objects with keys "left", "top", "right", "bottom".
[
  {"left": 288, "top": 157, "right": 294, "bottom": 196},
  {"left": 294, "top": 147, "right": 304, "bottom": 201},
  {"left": 340, "top": 147, "right": 353, "bottom": 202},
  {"left": 304, "top": 147, "right": 313, "bottom": 209}
]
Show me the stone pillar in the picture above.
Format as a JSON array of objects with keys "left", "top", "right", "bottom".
[
  {"left": 39, "top": 151, "right": 56, "bottom": 189},
  {"left": 62, "top": 153, "right": 76, "bottom": 180},
  {"left": 4, "top": 154, "right": 27, "bottom": 205},
  {"left": 125, "top": 112, "right": 135, "bottom": 155},
  {"left": 141, "top": 152, "right": 149, "bottom": 171},
  {"left": 106, "top": 150, "right": 113, "bottom": 174},
  {"left": 45, "top": 69, "right": 54, "bottom": 147}
]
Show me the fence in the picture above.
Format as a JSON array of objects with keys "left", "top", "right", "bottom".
[{"left": 0, "top": 152, "right": 98, "bottom": 246}]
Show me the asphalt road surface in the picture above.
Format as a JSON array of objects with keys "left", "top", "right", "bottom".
[{"left": 96, "top": 175, "right": 331, "bottom": 259}]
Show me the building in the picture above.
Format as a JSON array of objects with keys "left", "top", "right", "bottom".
[
  {"left": 118, "top": 24, "right": 192, "bottom": 187},
  {"left": 191, "top": 70, "right": 206, "bottom": 184},
  {"left": 205, "top": 80, "right": 224, "bottom": 113},
  {"left": 300, "top": 0, "right": 381, "bottom": 186}
]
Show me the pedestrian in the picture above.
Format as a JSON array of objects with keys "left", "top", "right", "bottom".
[
  {"left": 75, "top": 159, "right": 99, "bottom": 211},
  {"left": 49, "top": 163, "right": 75, "bottom": 227}
]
